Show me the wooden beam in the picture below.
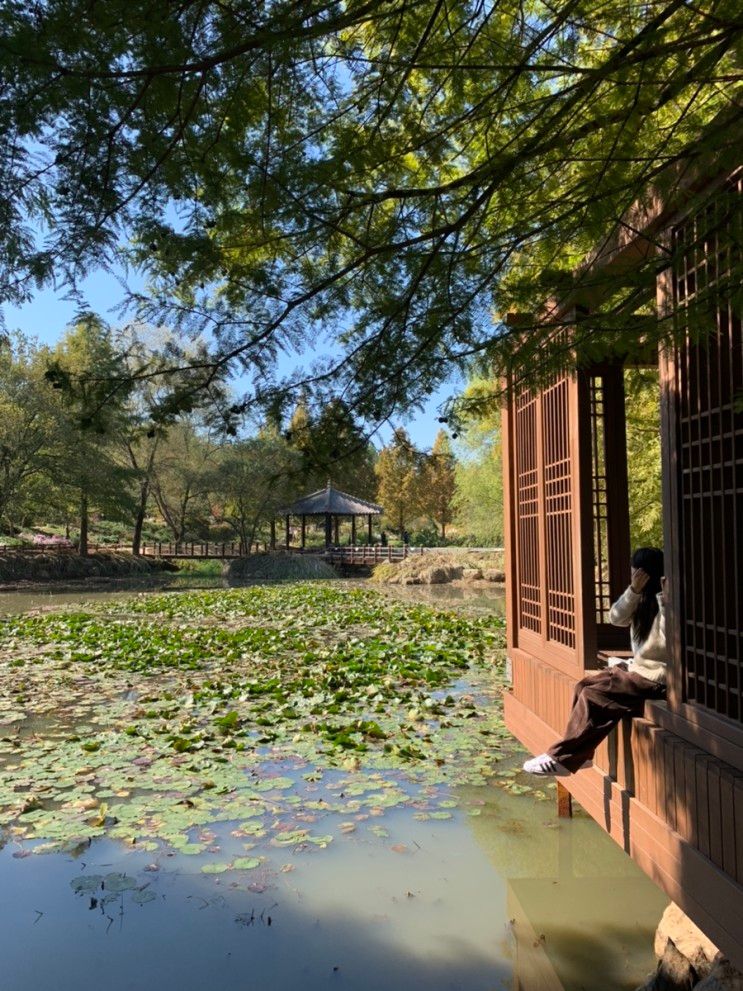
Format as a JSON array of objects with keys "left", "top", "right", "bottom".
[{"left": 557, "top": 781, "right": 573, "bottom": 818}]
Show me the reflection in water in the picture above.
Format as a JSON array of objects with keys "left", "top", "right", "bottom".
[
  {"left": 0, "top": 573, "right": 229, "bottom": 615},
  {"left": 0, "top": 575, "right": 506, "bottom": 618},
  {"left": 381, "top": 582, "right": 506, "bottom": 617},
  {"left": 0, "top": 768, "right": 664, "bottom": 991}
]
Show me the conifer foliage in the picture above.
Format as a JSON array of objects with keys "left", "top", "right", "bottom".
[{"left": 0, "top": 0, "right": 738, "bottom": 425}]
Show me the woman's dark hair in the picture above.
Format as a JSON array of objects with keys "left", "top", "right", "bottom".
[{"left": 631, "top": 547, "right": 664, "bottom": 645}]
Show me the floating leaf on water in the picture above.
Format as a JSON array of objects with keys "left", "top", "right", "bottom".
[
  {"left": 232, "top": 857, "right": 262, "bottom": 870},
  {"left": 306, "top": 834, "right": 333, "bottom": 847},
  {"left": 70, "top": 875, "right": 103, "bottom": 894},
  {"left": 132, "top": 888, "right": 157, "bottom": 905},
  {"left": 200, "top": 863, "right": 230, "bottom": 874},
  {"left": 103, "top": 873, "right": 140, "bottom": 894}
]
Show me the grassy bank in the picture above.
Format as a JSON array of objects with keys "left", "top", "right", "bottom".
[
  {"left": 226, "top": 552, "right": 338, "bottom": 582},
  {"left": 0, "top": 550, "right": 176, "bottom": 584},
  {"left": 371, "top": 549, "right": 505, "bottom": 585}
]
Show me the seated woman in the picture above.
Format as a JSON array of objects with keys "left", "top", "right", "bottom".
[{"left": 523, "top": 547, "right": 667, "bottom": 776}]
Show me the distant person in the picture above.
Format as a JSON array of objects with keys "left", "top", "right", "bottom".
[
  {"left": 523, "top": 547, "right": 667, "bottom": 776},
  {"left": 380, "top": 531, "right": 387, "bottom": 547},
  {"left": 402, "top": 529, "right": 410, "bottom": 546}
]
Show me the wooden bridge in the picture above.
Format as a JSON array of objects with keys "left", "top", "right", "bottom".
[
  {"left": 125, "top": 542, "right": 420, "bottom": 564},
  {"left": 0, "top": 541, "right": 428, "bottom": 565}
]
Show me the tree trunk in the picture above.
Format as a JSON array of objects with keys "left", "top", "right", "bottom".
[
  {"left": 132, "top": 479, "right": 149, "bottom": 556},
  {"left": 128, "top": 438, "right": 159, "bottom": 558},
  {"left": 270, "top": 519, "right": 276, "bottom": 550},
  {"left": 79, "top": 491, "right": 89, "bottom": 557}
]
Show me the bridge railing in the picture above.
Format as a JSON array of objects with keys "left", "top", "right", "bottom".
[{"left": 322, "top": 545, "right": 419, "bottom": 564}]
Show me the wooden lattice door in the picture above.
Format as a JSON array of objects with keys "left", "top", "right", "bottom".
[
  {"left": 505, "top": 371, "right": 595, "bottom": 675},
  {"left": 662, "top": 173, "right": 743, "bottom": 724}
]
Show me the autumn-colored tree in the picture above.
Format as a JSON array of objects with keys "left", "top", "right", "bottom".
[
  {"left": 421, "top": 431, "right": 458, "bottom": 539},
  {"left": 374, "top": 428, "right": 422, "bottom": 535}
]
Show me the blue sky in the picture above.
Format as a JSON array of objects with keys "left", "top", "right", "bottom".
[{"left": 1, "top": 269, "right": 460, "bottom": 452}]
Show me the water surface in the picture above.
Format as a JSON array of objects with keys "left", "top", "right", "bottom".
[{"left": 0, "top": 579, "right": 664, "bottom": 991}]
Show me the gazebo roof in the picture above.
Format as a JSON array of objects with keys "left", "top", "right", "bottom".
[{"left": 278, "top": 482, "right": 383, "bottom": 517}]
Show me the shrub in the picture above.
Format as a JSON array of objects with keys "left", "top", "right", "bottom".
[{"left": 226, "top": 553, "right": 338, "bottom": 582}]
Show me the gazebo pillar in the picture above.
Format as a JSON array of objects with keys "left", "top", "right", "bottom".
[
  {"left": 285, "top": 515, "right": 290, "bottom": 549},
  {"left": 333, "top": 516, "right": 339, "bottom": 545},
  {"left": 270, "top": 519, "right": 276, "bottom": 550},
  {"left": 301, "top": 515, "right": 306, "bottom": 549},
  {"left": 351, "top": 516, "right": 356, "bottom": 545},
  {"left": 367, "top": 514, "right": 372, "bottom": 542},
  {"left": 324, "top": 512, "right": 332, "bottom": 548}
]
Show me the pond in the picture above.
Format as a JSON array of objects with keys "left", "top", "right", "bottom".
[{"left": 0, "top": 580, "right": 665, "bottom": 991}]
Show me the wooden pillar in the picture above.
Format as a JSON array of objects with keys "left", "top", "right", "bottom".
[
  {"left": 557, "top": 781, "right": 573, "bottom": 818},
  {"left": 301, "top": 515, "right": 306, "bottom": 549},
  {"left": 285, "top": 515, "right": 290, "bottom": 549},
  {"left": 601, "top": 364, "right": 632, "bottom": 601},
  {"left": 351, "top": 516, "right": 356, "bottom": 545},
  {"left": 368, "top": 514, "right": 372, "bottom": 542},
  {"left": 333, "top": 516, "right": 339, "bottom": 545},
  {"left": 324, "top": 513, "right": 332, "bottom": 548}
]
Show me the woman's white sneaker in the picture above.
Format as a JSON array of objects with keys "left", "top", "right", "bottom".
[{"left": 522, "top": 753, "right": 571, "bottom": 776}]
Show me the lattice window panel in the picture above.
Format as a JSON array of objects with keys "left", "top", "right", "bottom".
[
  {"left": 515, "top": 390, "right": 541, "bottom": 633},
  {"left": 589, "top": 376, "right": 612, "bottom": 622},
  {"left": 542, "top": 377, "right": 576, "bottom": 648},
  {"left": 672, "top": 174, "right": 743, "bottom": 723}
]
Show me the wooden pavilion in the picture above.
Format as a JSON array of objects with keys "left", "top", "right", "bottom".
[
  {"left": 277, "top": 482, "right": 383, "bottom": 549},
  {"left": 501, "top": 134, "right": 743, "bottom": 966}
]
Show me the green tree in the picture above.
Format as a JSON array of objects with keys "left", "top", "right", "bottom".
[
  {"left": 151, "top": 418, "right": 218, "bottom": 543},
  {"left": 0, "top": 334, "right": 60, "bottom": 532},
  {"left": 453, "top": 380, "right": 504, "bottom": 547},
  {"left": 49, "top": 317, "right": 137, "bottom": 555},
  {"left": 0, "top": 1, "right": 737, "bottom": 422},
  {"left": 287, "top": 398, "right": 377, "bottom": 499},
  {"left": 421, "top": 431, "right": 458, "bottom": 539},
  {"left": 625, "top": 368, "right": 663, "bottom": 550},
  {"left": 375, "top": 428, "right": 423, "bottom": 535},
  {"left": 212, "top": 431, "right": 301, "bottom": 553}
]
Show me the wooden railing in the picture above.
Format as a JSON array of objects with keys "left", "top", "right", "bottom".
[
  {"left": 1, "top": 541, "right": 501, "bottom": 563},
  {"left": 114, "top": 542, "right": 260, "bottom": 558},
  {"left": 322, "top": 545, "right": 416, "bottom": 564}
]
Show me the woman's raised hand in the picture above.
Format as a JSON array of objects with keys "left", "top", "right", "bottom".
[{"left": 631, "top": 568, "right": 650, "bottom": 593}]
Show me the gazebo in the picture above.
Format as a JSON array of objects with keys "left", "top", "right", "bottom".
[{"left": 277, "top": 482, "right": 383, "bottom": 549}]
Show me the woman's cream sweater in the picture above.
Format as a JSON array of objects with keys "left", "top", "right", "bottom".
[{"left": 608, "top": 586, "right": 667, "bottom": 684}]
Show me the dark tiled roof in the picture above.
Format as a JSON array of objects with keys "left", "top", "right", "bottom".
[{"left": 278, "top": 484, "right": 383, "bottom": 516}]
